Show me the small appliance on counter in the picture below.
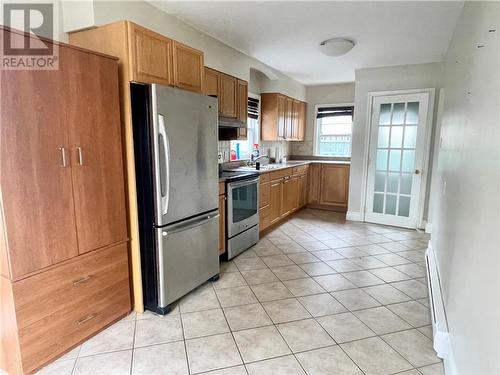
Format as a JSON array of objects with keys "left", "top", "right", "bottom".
[
  {"left": 220, "top": 170, "right": 260, "bottom": 259},
  {"left": 131, "top": 83, "right": 220, "bottom": 314}
]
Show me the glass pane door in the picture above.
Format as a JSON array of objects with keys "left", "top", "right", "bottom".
[
  {"left": 373, "top": 102, "right": 418, "bottom": 217},
  {"left": 365, "top": 92, "right": 430, "bottom": 228}
]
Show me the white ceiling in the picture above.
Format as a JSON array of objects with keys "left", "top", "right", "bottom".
[{"left": 153, "top": 1, "right": 464, "bottom": 85}]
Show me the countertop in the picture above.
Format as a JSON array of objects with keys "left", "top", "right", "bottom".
[{"left": 218, "top": 159, "right": 350, "bottom": 181}]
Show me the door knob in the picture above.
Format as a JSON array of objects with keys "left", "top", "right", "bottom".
[{"left": 415, "top": 169, "right": 421, "bottom": 175}]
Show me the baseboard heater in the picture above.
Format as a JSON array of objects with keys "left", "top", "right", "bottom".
[{"left": 425, "top": 243, "right": 450, "bottom": 359}]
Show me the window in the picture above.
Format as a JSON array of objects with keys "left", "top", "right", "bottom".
[
  {"left": 314, "top": 105, "right": 354, "bottom": 158},
  {"left": 230, "top": 96, "right": 260, "bottom": 160}
]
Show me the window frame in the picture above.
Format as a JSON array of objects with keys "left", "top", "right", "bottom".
[
  {"left": 313, "top": 102, "right": 354, "bottom": 160},
  {"left": 229, "top": 92, "right": 260, "bottom": 161}
]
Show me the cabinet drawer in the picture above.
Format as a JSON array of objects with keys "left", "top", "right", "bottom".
[
  {"left": 19, "top": 279, "right": 130, "bottom": 373},
  {"left": 260, "top": 183, "right": 270, "bottom": 208},
  {"left": 259, "top": 205, "right": 271, "bottom": 231},
  {"left": 259, "top": 173, "right": 270, "bottom": 184},
  {"left": 293, "top": 165, "right": 309, "bottom": 175},
  {"left": 13, "top": 243, "right": 129, "bottom": 330},
  {"left": 269, "top": 168, "right": 292, "bottom": 181}
]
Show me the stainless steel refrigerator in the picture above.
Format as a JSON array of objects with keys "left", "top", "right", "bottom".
[{"left": 131, "top": 83, "right": 220, "bottom": 314}]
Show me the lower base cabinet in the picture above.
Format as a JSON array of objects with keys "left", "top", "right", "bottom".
[
  {"left": 259, "top": 166, "right": 309, "bottom": 232},
  {"left": 259, "top": 162, "right": 350, "bottom": 233},
  {"left": 2, "top": 243, "right": 130, "bottom": 374},
  {"left": 311, "top": 164, "right": 350, "bottom": 212}
]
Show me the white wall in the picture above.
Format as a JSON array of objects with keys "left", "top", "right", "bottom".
[
  {"left": 348, "top": 62, "right": 444, "bottom": 220},
  {"left": 430, "top": 2, "right": 500, "bottom": 374},
  {"left": 292, "top": 83, "right": 355, "bottom": 156},
  {"left": 59, "top": 0, "right": 306, "bottom": 100}
]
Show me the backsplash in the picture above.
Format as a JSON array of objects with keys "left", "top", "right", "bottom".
[
  {"left": 218, "top": 140, "right": 292, "bottom": 163},
  {"left": 290, "top": 140, "right": 314, "bottom": 156}
]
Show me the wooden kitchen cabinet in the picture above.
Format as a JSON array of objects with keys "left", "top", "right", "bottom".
[
  {"left": 307, "top": 163, "right": 350, "bottom": 212},
  {"left": 269, "top": 179, "right": 283, "bottom": 224},
  {"left": 297, "top": 101, "right": 306, "bottom": 141},
  {"left": 0, "top": 46, "right": 79, "bottom": 278},
  {"left": 319, "top": 164, "right": 350, "bottom": 212},
  {"left": 128, "top": 22, "right": 173, "bottom": 85},
  {"left": 308, "top": 163, "right": 321, "bottom": 204},
  {"left": 261, "top": 93, "right": 306, "bottom": 141},
  {"left": 203, "top": 67, "right": 219, "bottom": 97},
  {"left": 281, "top": 176, "right": 300, "bottom": 216},
  {"left": 285, "top": 97, "right": 294, "bottom": 139},
  {"left": 68, "top": 50, "right": 128, "bottom": 254},
  {"left": 237, "top": 79, "right": 248, "bottom": 139},
  {"left": 172, "top": 41, "right": 204, "bottom": 93},
  {"left": 1, "top": 28, "right": 130, "bottom": 375},
  {"left": 219, "top": 73, "right": 238, "bottom": 118}
]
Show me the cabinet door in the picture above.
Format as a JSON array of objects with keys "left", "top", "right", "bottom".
[
  {"left": 282, "top": 177, "right": 300, "bottom": 215},
  {"left": 285, "top": 97, "right": 294, "bottom": 140},
  {"left": 67, "top": 52, "right": 128, "bottom": 253},
  {"left": 0, "top": 43, "right": 78, "bottom": 278},
  {"left": 319, "top": 164, "right": 350, "bottom": 211},
  {"left": 236, "top": 80, "right": 248, "bottom": 140},
  {"left": 298, "top": 101, "right": 306, "bottom": 141},
  {"left": 298, "top": 173, "right": 307, "bottom": 208},
  {"left": 203, "top": 67, "right": 219, "bottom": 97},
  {"left": 308, "top": 164, "right": 321, "bottom": 204},
  {"left": 291, "top": 100, "right": 300, "bottom": 140},
  {"left": 259, "top": 183, "right": 271, "bottom": 208},
  {"left": 172, "top": 41, "right": 204, "bottom": 93},
  {"left": 269, "top": 180, "right": 283, "bottom": 224},
  {"left": 129, "top": 23, "right": 173, "bottom": 85},
  {"left": 237, "top": 80, "right": 248, "bottom": 123},
  {"left": 218, "top": 195, "right": 225, "bottom": 255},
  {"left": 277, "top": 95, "right": 286, "bottom": 140},
  {"left": 219, "top": 74, "right": 237, "bottom": 118}
]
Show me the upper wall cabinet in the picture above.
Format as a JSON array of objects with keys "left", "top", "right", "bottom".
[
  {"left": 237, "top": 80, "right": 248, "bottom": 139},
  {"left": 202, "top": 66, "right": 248, "bottom": 138},
  {"left": 219, "top": 73, "right": 238, "bottom": 118},
  {"left": 203, "top": 67, "right": 219, "bottom": 98},
  {"left": 72, "top": 21, "right": 204, "bottom": 93},
  {"left": 172, "top": 41, "right": 204, "bottom": 93},
  {"left": 261, "top": 93, "right": 306, "bottom": 141},
  {"left": 129, "top": 23, "right": 173, "bottom": 85}
]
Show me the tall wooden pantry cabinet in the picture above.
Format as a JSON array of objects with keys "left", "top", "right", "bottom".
[{"left": 0, "top": 27, "right": 130, "bottom": 375}]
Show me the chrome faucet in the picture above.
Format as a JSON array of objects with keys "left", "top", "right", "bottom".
[
  {"left": 251, "top": 155, "right": 270, "bottom": 164},
  {"left": 250, "top": 155, "right": 271, "bottom": 165}
]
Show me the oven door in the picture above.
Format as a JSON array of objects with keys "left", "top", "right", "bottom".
[{"left": 227, "top": 177, "right": 260, "bottom": 238}]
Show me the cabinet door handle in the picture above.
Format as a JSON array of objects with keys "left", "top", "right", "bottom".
[
  {"left": 76, "top": 313, "right": 96, "bottom": 326},
  {"left": 59, "top": 147, "right": 67, "bottom": 167},
  {"left": 76, "top": 146, "right": 84, "bottom": 166},
  {"left": 73, "top": 275, "right": 91, "bottom": 286}
]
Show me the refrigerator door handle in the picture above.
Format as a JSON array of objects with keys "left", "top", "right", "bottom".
[
  {"left": 162, "top": 211, "right": 219, "bottom": 236},
  {"left": 158, "top": 114, "right": 170, "bottom": 216}
]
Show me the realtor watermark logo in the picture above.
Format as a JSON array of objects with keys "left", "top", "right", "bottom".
[{"left": 1, "top": 2, "right": 59, "bottom": 70}]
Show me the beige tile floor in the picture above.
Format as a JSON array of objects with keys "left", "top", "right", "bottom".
[{"left": 37, "top": 209, "right": 444, "bottom": 375}]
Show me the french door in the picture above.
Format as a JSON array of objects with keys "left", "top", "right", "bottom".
[{"left": 365, "top": 92, "right": 430, "bottom": 228}]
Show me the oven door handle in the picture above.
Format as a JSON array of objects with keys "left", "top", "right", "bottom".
[{"left": 229, "top": 177, "right": 260, "bottom": 189}]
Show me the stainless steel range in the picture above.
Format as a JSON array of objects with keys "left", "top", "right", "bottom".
[{"left": 220, "top": 171, "right": 260, "bottom": 259}]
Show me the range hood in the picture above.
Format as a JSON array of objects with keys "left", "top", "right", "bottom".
[{"left": 218, "top": 116, "right": 244, "bottom": 128}]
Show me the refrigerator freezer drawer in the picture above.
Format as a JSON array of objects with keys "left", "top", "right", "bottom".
[{"left": 156, "top": 212, "right": 220, "bottom": 309}]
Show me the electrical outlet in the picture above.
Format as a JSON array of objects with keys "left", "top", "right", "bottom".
[{"left": 442, "top": 181, "right": 447, "bottom": 195}]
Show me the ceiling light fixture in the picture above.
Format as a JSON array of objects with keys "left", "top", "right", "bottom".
[{"left": 318, "top": 38, "right": 355, "bottom": 57}]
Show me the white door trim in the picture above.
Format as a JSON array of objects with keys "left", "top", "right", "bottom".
[{"left": 360, "top": 88, "right": 435, "bottom": 228}]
